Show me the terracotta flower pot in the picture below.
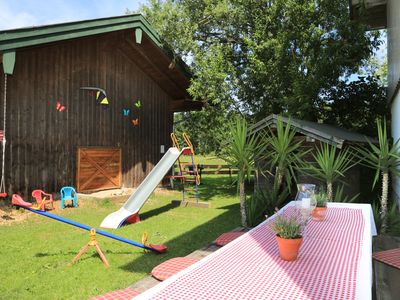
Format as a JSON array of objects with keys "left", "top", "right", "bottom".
[
  {"left": 312, "top": 207, "right": 327, "bottom": 221},
  {"left": 275, "top": 236, "right": 303, "bottom": 261}
]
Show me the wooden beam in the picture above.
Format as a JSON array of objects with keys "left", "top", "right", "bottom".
[
  {"left": 170, "top": 99, "right": 204, "bottom": 112},
  {"left": 124, "top": 37, "right": 190, "bottom": 98}
]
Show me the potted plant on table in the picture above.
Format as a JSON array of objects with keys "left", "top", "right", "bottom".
[
  {"left": 271, "top": 214, "right": 303, "bottom": 261},
  {"left": 311, "top": 191, "right": 328, "bottom": 221}
]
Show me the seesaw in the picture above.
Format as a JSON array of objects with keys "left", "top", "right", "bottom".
[{"left": 12, "top": 194, "right": 167, "bottom": 258}]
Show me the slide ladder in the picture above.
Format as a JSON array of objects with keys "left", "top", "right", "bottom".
[
  {"left": 170, "top": 133, "right": 184, "bottom": 184},
  {"left": 168, "top": 133, "right": 200, "bottom": 203}
]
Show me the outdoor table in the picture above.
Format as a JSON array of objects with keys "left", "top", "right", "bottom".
[{"left": 136, "top": 202, "right": 376, "bottom": 300}]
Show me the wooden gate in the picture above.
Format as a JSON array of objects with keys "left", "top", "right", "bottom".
[{"left": 77, "top": 147, "right": 122, "bottom": 192}]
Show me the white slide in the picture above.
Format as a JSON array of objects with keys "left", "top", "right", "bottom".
[{"left": 100, "top": 147, "right": 185, "bottom": 229}]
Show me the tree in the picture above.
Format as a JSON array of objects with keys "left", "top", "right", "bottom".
[
  {"left": 134, "top": 1, "right": 381, "bottom": 154},
  {"left": 222, "top": 117, "right": 261, "bottom": 227},
  {"left": 319, "top": 76, "right": 389, "bottom": 136},
  {"left": 302, "top": 144, "right": 356, "bottom": 200},
  {"left": 173, "top": 105, "right": 236, "bottom": 154},
  {"left": 138, "top": 0, "right": 380, "bottom": 119},
  {"left": 246, "top": 116, "right": 303, "bottom": 226},
  {"left": 261, "top": 116, "right": 304, "bottom": 190},
  {"left": 355, "top": 120, "right": 400, "bottom": 233}
]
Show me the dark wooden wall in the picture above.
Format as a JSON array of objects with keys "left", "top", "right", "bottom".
[{"left": 0, "top": 30, "right": 174, "bottom": 196}]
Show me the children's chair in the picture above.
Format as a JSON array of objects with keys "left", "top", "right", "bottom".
[
  {"left": 31, "top": 189, "right": 55, "bottom": 211},
  {"left": 60, "top": 186, "right": 78, "bottom": 209}
]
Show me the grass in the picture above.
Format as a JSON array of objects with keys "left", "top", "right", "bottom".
[
  {"left": 0, "top": 175, "right": 240, "bottom": 299},
  {"left": 180, "top": 154, "right": 227, "bottom": 165}
]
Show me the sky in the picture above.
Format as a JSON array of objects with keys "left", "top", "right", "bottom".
[{"left": 0, "top": 0, "right": 144, "bottom": 30}]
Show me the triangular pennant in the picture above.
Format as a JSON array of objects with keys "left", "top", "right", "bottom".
[{"left": 100, "top": 97, "right": 109, "bottom": 105}]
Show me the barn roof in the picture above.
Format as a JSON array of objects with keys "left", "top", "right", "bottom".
[
  {"left": 0, "top": 14, "right": 202, "bottom": 112},
  {"left": 250, "top": 114, "right": 376, "bottom": 149}
]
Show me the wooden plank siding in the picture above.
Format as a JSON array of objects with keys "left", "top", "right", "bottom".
[{"left": 0, "top": 29, "right": 175, "bottom": 196}]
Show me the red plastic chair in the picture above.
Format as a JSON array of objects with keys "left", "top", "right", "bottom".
[{"left": 31, "top": 189, "right": 54, "bottom": 211}]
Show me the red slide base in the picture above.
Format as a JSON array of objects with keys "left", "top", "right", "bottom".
[{"left": 125, "top": 213, "right": 140, "bottom": 224}]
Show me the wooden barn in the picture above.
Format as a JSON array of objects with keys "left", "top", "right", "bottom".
[{"left": 0, "top": 15, "right": 202, "bottom": 195}]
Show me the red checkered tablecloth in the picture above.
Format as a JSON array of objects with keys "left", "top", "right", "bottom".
[{"left": 138, "top": 207, "right": 365, "bottom": 300}]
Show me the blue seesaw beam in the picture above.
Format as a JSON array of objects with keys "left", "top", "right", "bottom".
[{"left": 17, "top": 205, "right": 164, "bottom": 253}]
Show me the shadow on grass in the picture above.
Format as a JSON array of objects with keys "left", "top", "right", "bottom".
[
  {"left": 170, "top": 175, "right": 237, "bottom": 202},
  {"left": 139, "top": 202, "right": 180, "bottom": 221},
  {"left": 217, "top": 203, "right": 239, "bottom": 210},
  {"left": 35, "top": 249, "right": 134, "bottom": 258},
  {"left": 120, "top": 202, "right": 240, "bottom": 274}
]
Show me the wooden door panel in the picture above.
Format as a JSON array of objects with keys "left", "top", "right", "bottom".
[{"left": 77, "top": 147, "right": 122, "bottom": 192}]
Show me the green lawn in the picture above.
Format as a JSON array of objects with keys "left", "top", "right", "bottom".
[
  {"left": 0, "top": 175, "right": 239, "bottom": 299},
  {"left": 180, "top": 153, "right": 227, "bottom": 165}
]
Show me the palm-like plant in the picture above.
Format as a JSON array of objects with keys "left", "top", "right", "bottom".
[
  {"left": 303, "top": 143, "right": 356, "bottom": 200},
  {"left": 222, "top": 117, "right": 262, "bottom": 227},
  {"left": 261, "top": 116, "right": 305, "bottom": 190},
  {"left": 355, "top": 119, "right": 400, "bottom": 232}
]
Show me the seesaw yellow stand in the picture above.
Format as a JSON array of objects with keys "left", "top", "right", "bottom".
[{"left": 70, "top": 228, "right": 110, "bottom": 267}]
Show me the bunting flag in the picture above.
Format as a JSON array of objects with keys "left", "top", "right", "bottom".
[
  {"left": 80, "top": 87, "right": 110, "bottom": 109},
  {"left": 96, "top": 91, "right": 109, "bottom": 105}
]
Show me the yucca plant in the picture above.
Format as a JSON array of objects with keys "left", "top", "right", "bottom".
[
  {"left": 222, "top": 117, "right": 263, "bottom": 227},
  {"left": 333, "top": 184, "right": 359, "bottom": 203},
  {"left": 302, "top": 143, "right": 356, "bottom": 200},
  {"left": 355, "top": 119, "right": 400, "bottom": 232},
  {"left": 373, "top": 201, "right": 400, "bottom": 236},
  {"left": 247, "top": 176, "right": 290, "bottom": 227},
  {"left": 261, "top": 116, "right": 305, "bottom": 190}
]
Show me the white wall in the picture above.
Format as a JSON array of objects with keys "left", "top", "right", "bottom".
[
  {"left": 388, "top": 0, "right": 400, "bottom": 204},
  {"left": 392, "top": 93, "right": 400, "bottom": 203}
]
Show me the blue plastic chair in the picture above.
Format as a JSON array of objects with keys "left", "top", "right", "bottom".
[{"left": 60, "top": 186, "right": 78, "bottom": 209}]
